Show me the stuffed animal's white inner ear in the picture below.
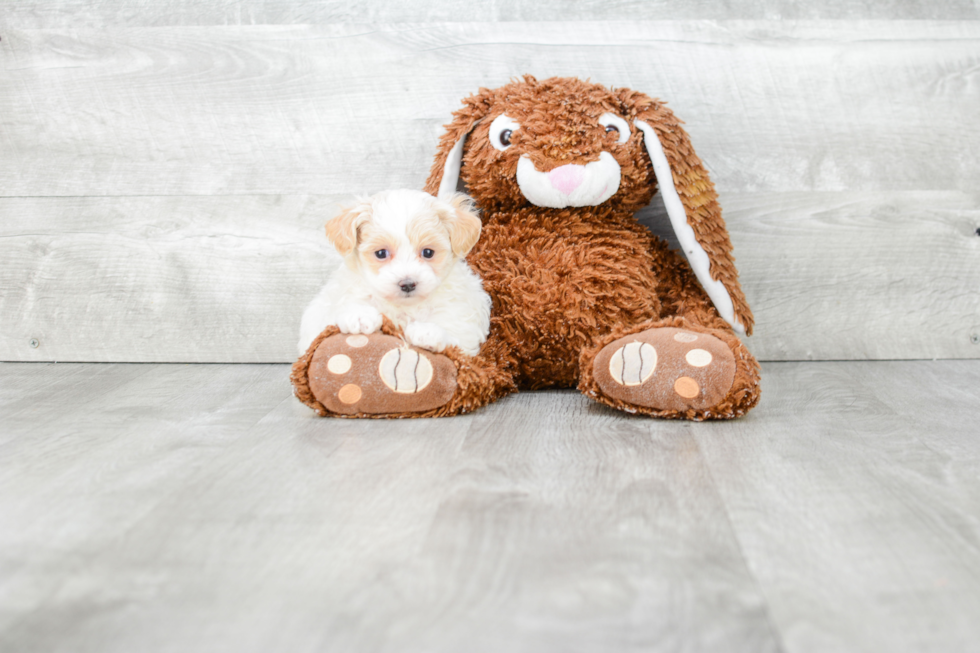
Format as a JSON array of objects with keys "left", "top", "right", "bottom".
[
  {"left": 438, "top": 131, "right": 469, "bottom": 201},
  {"left": 635, "top": 119, "right": 746, "bottom": 336}
]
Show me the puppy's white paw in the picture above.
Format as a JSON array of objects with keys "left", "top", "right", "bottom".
[
  {"left": 404, "top": 322, "right": 451, "bottom": 353},
  {"left": 335, "top": 306, "right": 383, "bottom": 334}
]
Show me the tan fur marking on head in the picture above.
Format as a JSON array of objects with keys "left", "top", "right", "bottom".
[
  {"left": 439, "top": 193, "right": 482, "bottom": 256},
  {"left": 325, "top": 203, "right": 371, "bottom": 257},
  {"left": 356, "top": 222, "right": 397, "bottom": 275},
  {"left": 407, "top": 214, "right": 453, "bottom": 277}
]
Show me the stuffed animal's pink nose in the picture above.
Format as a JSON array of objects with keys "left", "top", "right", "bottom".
[{"left": 548, "top": 164, "right": 585, "bottom": 195}]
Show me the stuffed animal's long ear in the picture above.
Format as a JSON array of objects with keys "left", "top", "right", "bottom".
[
  {"left": 324, "top": 200, "right": 371, "bottom": 256},
  {"left": 437, "top": 193, "right": 483, "bottom": 257},
  {"left": 423, "top": 91, "right": 494, "bottom": 200},
  {"left": 623, "top": 91, "right": 754, "bottom": 336}
]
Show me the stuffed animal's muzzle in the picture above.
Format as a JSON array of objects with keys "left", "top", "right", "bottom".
[{"left": 516, "top": 152, "right": 621, "bottom": 209}]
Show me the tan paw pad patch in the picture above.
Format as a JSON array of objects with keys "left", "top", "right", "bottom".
[
  {"left": 673, "top": 376, "right": 700, "bottom": 398},
  {"left": 307, "top": 333, "right": 457, "bottom": 415},
  {"left": 593, "top": 327, "right": 736, "bottom": 412},
  {"left": 685, "top": 349, "right": 712, "bottom": 367},
  {"left": 337, "top": 384, "right": 362, "bottom": 404},
  {"left": 327, "top": 354, "right": 352, "bottom": 374},
  {"left": 379, "top": 348, "right": 434, "bottom": 393},
  {"left": 608, "top": 341, "right": 658, "bottom": 386}
]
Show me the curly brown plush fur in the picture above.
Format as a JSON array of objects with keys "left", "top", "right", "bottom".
[{"left": 292, "top": 75, "right": 760, "bottom": 420}]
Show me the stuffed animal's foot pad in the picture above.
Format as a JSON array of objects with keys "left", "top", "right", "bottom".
[
  {"left": 594, "top": 328, "right": 735, "bottom": 411},
  {"left": 308, "top": 333, "right": 456, "bottom": 415}
]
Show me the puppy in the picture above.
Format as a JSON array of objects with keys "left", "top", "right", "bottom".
[{"left": 298, "top": 189, "right": 491, "bottom": 357}]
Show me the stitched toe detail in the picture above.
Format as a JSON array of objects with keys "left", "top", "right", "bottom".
[
  {"left": 308, "top": 333, "right": 456, "bottom": 415},
  {"left": 593, "top": 327, "right": 735, "bottom": 411}
]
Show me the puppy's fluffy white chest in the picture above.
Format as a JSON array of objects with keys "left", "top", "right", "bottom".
[{"left": 298, "top": 259, "right": 490, "bottom": 357}]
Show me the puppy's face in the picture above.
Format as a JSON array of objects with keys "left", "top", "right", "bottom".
[{"left": 326, "top": 189, "right": 481, "bottom": 304}]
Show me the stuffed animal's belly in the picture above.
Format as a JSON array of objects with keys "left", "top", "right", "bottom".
[{"left": 472, "top": 230, "right": 664, "bottom": 388}]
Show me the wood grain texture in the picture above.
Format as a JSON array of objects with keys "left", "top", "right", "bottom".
[
  {"left": 2, "top": 20, "right": 978, "bottom": 363},
  {"left": 718, "top": 191, "right": 980, "bottom": 361},
  {"left": 1, "top": 0, "right": 977, "bottom": 28},
  {"left": 695, "top": 359, "right": 980, "bottom": 652},
  {"left": 2, "top": 191, "right": 977, "bottom": 362},
  {"left": 1, "top": 359, "right": 979, "bottom": 651},
  {"left": 0, "top": 195, "right": 341, "bottom": 363},
  {"left": 0, "top": 362, "right": 781, "bottom": 653},
  {"left": 1, "top": 22, "right": 979, "bottom": 197}
]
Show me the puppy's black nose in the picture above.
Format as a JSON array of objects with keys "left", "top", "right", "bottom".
[{"left": 399, "top": 279, "right": 417, "bottom": 293}]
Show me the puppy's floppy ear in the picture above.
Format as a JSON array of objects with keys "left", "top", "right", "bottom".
[
  {"left": 437, "top": 193, "right": 482, "bottom": 257},
  {"left": 324, "top": 201, "right": 371, "bottom": 256},
  {"left": 619, "top": 89, "right": 754, "bottom": 336},
  {"left": 423, "top": 90, "right": 495, "bottom": 201}
]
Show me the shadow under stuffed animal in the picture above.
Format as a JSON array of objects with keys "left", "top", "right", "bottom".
[{"left": 292, "top": 76, "right": 761, "bottom": 420}]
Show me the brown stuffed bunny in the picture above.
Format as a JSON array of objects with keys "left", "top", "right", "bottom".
[{"left": 292, "top": 76, "right": 760, "bottom": 420}]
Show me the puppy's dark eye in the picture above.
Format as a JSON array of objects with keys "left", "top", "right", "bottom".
[
  {"left": 421, "top": 248, "right": 435, "bottom": 259},
  {"left": 374, "top": 249, "right": 388, "bottom": 260},
  {"left": 500, "top": 129, "right": 512, "bottom": 146},
  {"left": 605, "top": 125, "right": 619, "bottom": 135}
]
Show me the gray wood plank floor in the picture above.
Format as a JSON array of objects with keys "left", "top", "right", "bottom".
[{"left": 2, "top": 360, "right": 979, "bottom": 652}]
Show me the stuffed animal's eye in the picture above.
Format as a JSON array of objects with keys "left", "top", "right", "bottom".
[
  {"left": 598, "top": 113, "right": 630, "bottom": 145},
  {"left": 421, "top": 248, "right": 435, "bottom": 259},
  {"left": 374, "top": 249, "right": 388, "bottom": 260},
  {"left": 489, "top": 114, "right": 520, "bottom": 152}
]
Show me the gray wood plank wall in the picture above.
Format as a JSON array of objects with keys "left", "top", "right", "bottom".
[
  {"left": 1, "top": 10, "right": 978, "bottom": 362},
  {"left": 3, "top": 1, "right": 979, "bottom": 26}
]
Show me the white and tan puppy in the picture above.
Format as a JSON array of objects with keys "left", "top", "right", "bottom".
[{"left": 298, "top": 189, "right": 491, "bottom": 357}]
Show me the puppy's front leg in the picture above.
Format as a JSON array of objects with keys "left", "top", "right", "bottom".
[
  {"left": 404, "top": 321, "right": 456, "bottom": 353},
  {"left": 335, "top": 304, "right": 383, "bottom": 335}
]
